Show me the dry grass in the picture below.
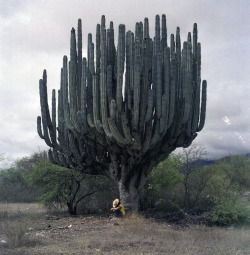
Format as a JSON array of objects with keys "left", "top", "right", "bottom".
[
  {"left": 78, "top": 214, "right": 250, "bottom": 255},
  {"left": 0, "top": 203, "right": 45, "bottom": 249},
  {"left": 0, "top": 203, "right": 250, "bottom": 254},
  {"left": 1, "top": 217, "right": 34, "bottom": 248},
  {"left": 0, "top": 203, "right": 46, "bottom": 214}
]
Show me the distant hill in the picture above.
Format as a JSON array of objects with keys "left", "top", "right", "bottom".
[{"left": 194, "top": 153, "right": 250, "bottom": 167}]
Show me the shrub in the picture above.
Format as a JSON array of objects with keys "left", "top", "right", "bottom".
[
  {"left": 211, "top": 190, "right": 250, "bottom": 226},
  {"left": 0, "top": 168, "right": 40, "bottom": 202},
  {"left": 141, "top": 152, "right": 250, "bottom": 227},
  {"left": 140, "top": 154, "right": 183, "bottom": 211},
  {"left": 28, "top": 160, "right": 117, "bottom": 215}
]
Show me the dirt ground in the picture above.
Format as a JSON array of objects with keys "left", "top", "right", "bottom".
[{"left": 0, "top": 203, "right": 250, "bottom": 255}]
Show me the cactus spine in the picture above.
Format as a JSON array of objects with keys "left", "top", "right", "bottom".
[{"left": 38, "top": 15, "right": 207, "bottom": 212}]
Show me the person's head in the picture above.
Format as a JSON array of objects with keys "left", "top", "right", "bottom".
[{"left": 113, "top": 198, "right": 120, "bottom": 208}]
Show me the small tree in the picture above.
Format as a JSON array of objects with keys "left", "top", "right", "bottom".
[
  {"left": 28, "top": 160, "right": 114, "bottom": 215},
  {"left": 181, "top": 144, "right": 211, "bottom": 209}
]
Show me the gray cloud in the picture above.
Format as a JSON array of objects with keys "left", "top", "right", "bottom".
[{"left": 0, "top": 0, "right": 249, "bottom": 166}]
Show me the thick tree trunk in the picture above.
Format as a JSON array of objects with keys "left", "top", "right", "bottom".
[
  {"left": 118, "top": 181, "right": 140, "bottom": 212},
  {"left": 109, "top": 155, "right": 148, "bottom": 213},
  {"left": 67, "top": 200, "right": 77, "bottom": 215}
]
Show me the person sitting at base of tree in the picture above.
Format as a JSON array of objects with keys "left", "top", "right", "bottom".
[{"left": 110, "top": 198, "right": 125, "bottom": 218}]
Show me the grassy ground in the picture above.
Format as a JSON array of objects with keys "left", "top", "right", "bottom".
[{"left": 0, "top": 203, "right": 250, "bottom": 255}]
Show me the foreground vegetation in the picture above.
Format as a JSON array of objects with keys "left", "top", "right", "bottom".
[
  {"left": 0, "top": 147, "right": 250, "bottom": 254},
  {"left": 0, "top": 203, "right": 250, "bottom": 255},
  {"left": 141, "top": 146, "right": 250, "bottom": 226},
  {"left": 0, "top": 145, "right": 250, "bottom": 227}
]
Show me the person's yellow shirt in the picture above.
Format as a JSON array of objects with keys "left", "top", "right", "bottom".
[{"left": 119, "top": 203, "right": 125, "bottom": 216}]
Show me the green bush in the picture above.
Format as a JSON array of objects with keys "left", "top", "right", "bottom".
[
  {"left": 141, "top": 152, "right": 250, "bottom": 227},
  {"left": 0, "top": 168, "right": 40, "bottom": 202},
  {"left": 140, "top": 154, "right": 183, "bottom": 211},
  {"left": 181, "top": 165, "right": 216, "bottom": 210},
  {"left": 0, "top": 152, "right": 46, "bottom": 203},
  {"left": 211, "top": 190, "right": 250, "bottom": 226}
]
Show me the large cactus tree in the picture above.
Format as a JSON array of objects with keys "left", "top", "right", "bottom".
[{"left": 37, "top": 15, "right": 207, "bottom": 212}]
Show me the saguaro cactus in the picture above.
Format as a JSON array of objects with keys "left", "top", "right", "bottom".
[{"left": 37, "top": 15, "right": 207, "bottom": 212}]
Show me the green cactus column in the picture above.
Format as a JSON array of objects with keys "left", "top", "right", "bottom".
[{"left": 37, "top": 15, "right": 207, "bottom": 212}]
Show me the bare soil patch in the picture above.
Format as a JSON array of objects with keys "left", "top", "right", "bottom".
[{"left": 0, "top": 203, "right": 250, "bottom": 255}]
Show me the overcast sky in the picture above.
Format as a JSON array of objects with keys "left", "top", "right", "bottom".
[{"left": 0, "top": 0, "right": 249, "bottom": 167}]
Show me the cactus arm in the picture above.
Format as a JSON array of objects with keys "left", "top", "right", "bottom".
[
  {"left": 145, "top": 89, "right": 153, "bottom": 122},
  {"left": 100, "top": 65, "right": 113, "bottom": 139},
  {"left": 37, "top": 116, "right": 44, "bottom": 139},
  {"left": 197, "top": 80, "right": 207, "bottom": 132},
  {"left": 193, "top": 23, "right": 198, "bottom": 78},
  {"left": 107, "top": 118, "right": 130, "bottom": 145},
  {"left": 161, "top": 14, "right": 167, "bottom": 49},
  {"left": 48, "top": 149, "right": 57, "bottom": 165},
  {"left": 132, "top": 130, "right": 142, "bottom": 152},
  {"left": 116, "top": 24, "right": 126, "bottom": 115},
  {"left": 52, "top": 148, "right": 61, "bottom": 166},
  {"left": 155, "top": 15, "right": 160, "bottom": 54},
  {"left": 163, "top": 46, "right": 170, "bottom": 95},
  {"left": 101, "top": 77, "right": 113, "bottom": 139},
  {"left": 78, "top": 57, "right": 88, "bottom": 133},
  {"left": 176, "top": 27, "right": 181, "bottom": 98},
  {"left": 182, "top": 42, "right": 192, "bottom": 123},
  {"left": 124, "top": 31, "right": 130, "bottom": 110},
  {"left": 155, "top": 16, "right": 162, "bottom": 122},
  {"left": 57, "top": 88, "right": 64, "bottom": 141},
  {"left": 39, "top": 78, "right": 53, "bottom": 147},
  {"left": 109, "top": 99, "right": 116, "bottom": 120},
  {"left": 106, "top": 64, "right": 113, "bottom": 101},
  {"left": 167, "top": 54, "right": 176, "bottom": 128},
  {"left": 96, "top": 23, "right": 101, "bottom": 75},
  {"left": 160, "top": 94, "right": 168, "bottom": 133},
  {"left": 162, "top": 46, "right": 170, "bottom": 123},
  {"left": 126, "top": 31, "right": 134, "bottom": 111},
  {"left": 170, "top": 34, "right": 175, "bottom": 59},
  {"left": 43, "top": 71, "right": 57, "bottom": 145},
  {"left": 139, "top": 18, "right": 150, "bottom": 126},
  {"left": 77, "top": 19, "right": 82, "bottom": 110},
  {"left": 149, "top": 118, "right": 160, "bottom": 148},
  {"left": 142, "top": 119, "right": 153, "bottom": 154},
  {"left": 121, "top": 112, "right": 133, "bottom": 142},
  {"left": 99, "top": 23, "right": 113, "bottom": 140},
  {"left": 190, "top": 41, "right": 201, "bottom": 133},
  {"left": 132, "top": 43, "right": 141, "bottom": 130},
  {"left": 68, "top": 131, "right": 82, "bottom": 161},
  {"left": 52, "top": 89, "right": 57, "bottom": 141},
  {"left": 62, "top": 56, "right": 74, "bottom": 131},
  {"left": 86, "top": 34, "right": 93, "bottom": 116},
  {"left": 130, "top": 33, "right": 135, "bottom": 102},
  {"left": 69, "top": 28, "right": 79, "bottom": 130},
  {"left": 156, "top": 53, "right": 162, "bottom": 119},
  {"left": 58, "top": 151, "right": 71, "bottom": 168},
  {"left": 92, "top": 74, "right": 103, "bottom": 133},
  {"left": 87, "top": 113, "right": 95, "bottom": 128}
]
